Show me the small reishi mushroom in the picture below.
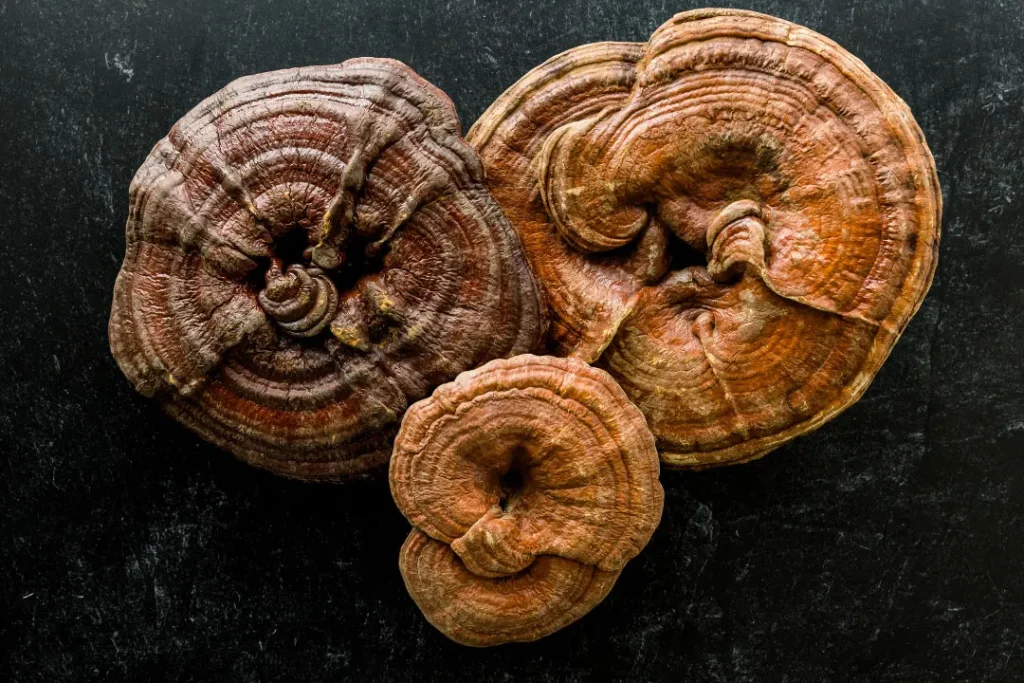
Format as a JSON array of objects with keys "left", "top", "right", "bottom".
[
  {"left": 468, "top": 9, "right": 941, "bottom": 468},
  {"left": 390, "top": 355, "right": 664, "bottom": 646},
  {"left": 109, "top": 58, "right": 545, "bottom": 480}
]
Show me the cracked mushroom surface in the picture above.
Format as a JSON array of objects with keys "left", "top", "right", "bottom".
[
  {"left": 109, "top": 58, "right": 544, "bottom": 480},
  {"left": 390, "top": 355, "right": 664, "bottom": 646},
  {"left": 468, "top": 9, "right": 941, "bottom": 468}
]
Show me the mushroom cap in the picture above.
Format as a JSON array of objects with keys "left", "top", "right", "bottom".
[
  {"left": 468, "top": 9, "right": 941, "bottom": 468},
  {"left": 109, "top": 58, "right": 544, "bottom": 480},
  {"left": 390, "top": 355, "right": 663, "bottom": 646}
]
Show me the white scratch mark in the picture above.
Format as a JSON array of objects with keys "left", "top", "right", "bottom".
[{"left": 104, "top": 51, "right": 135, "bottom": 82}]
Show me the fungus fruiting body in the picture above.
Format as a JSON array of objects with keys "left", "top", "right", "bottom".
[
  {"left": 390, "top": 355, "right": 664, "bottom": 646},
  {"left": 109, "top": 59, "right": 544, "bottom": 480},
  {"left": 468, "top": 9, "right": 941, "bottom": 468}
]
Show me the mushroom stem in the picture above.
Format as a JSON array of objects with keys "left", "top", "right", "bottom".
[
  {"left": 311, "top": 114, "right": 409, "bottom": 270},
  {"left": 328, "top": 294, "right": 372, "bottom": 352},
  {"left": 310, "top": 146, "right": 367, "bottom": 270},
  {"left": 451, "top": 507, "right": 536, "bottom": 578},
  {"left": 706, "top": 200, "right": 769, "bottom": 283}
]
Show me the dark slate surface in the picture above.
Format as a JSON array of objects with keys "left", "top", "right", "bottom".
[{"left": 2, "top": 0, "right": 1022, "bottom": 680}]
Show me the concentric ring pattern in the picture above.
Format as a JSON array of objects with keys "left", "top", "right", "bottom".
[
  {"left": 390, "top": 355, "right": 663, "bottom": 646},
  {"left": 468, "top": 9, "right": 940, "bottom": 468},
  {"left": 110, "top": 58, "right": 544, "bottom": 480}
]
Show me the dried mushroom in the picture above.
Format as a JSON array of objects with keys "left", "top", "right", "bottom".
[
  {"left": 390, "top": 355, "right": 663, "bottom": 646},
  {"left": 109, "top": 59, "right": 544, "bottom": 480},
  {"left": 468, "top": 9, "right": 941, "bottom": 468}
]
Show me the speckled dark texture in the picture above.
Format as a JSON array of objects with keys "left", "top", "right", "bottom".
[{"left": 1, "top": 1, "right": 1022, "bottom": 681}]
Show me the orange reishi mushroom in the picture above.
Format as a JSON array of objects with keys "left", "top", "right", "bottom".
[
  {"left": 468, "top": 9, "right": 941, "bottom": 469},
  {"left": 109, "top": 59, "right": 544, "bottom": 480},
  {"left": 390, "top": 355, "right": 664, "bottom": 646}
]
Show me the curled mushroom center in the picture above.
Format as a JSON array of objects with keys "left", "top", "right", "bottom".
[
  {"left": 257, "top": 259, "right": 339, "bottom": 339},
  {"left": 248, "top": 222, "right": 394, "bottom": 342},
  {"left": 705, "top": 200, "right": 768, "bottom": 283}
]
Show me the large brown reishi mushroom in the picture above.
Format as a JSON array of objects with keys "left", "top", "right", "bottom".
[
  {"left": 468, "top": 9, "right": 941, "bottom": 468},
  {"left": 109, "top": 59, "right": 544, "bottom": 480},
  {"left": 390, "top": 355, "right": 663, "bottom": 646}
]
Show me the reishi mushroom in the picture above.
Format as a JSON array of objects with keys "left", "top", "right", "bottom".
[
  {"left": 109, "top": 58, "right": 545, "bottom": 480},
  {"left": 468, "top": 9, "right": 941, "bottom": 468},
  {"left": 390, "top": 355, "right": 664, "bottom": 646}
]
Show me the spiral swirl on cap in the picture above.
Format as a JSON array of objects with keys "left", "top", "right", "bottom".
[{"left": 257, "top": 260, "right": 339, "bottom": 338}]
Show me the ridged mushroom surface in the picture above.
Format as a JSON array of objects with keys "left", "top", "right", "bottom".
[
  {"left": 390, "top": 355, "right": 664, "bottom": 646},
  {"left": 468, "top": 9, "right": 941, "bottom": 468},
  {"left": 109, "top": 58, "right": 544, "bottom": 480}
]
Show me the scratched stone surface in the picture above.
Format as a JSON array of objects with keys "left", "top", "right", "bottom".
[{"left": 1, "top": 1, "right": 1022, "bottom": 681}]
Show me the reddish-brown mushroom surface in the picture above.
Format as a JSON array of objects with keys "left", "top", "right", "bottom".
[
  {"left": 109, "top": 58, "right": 544, "bottom": 480},
  {"left": 390, "top": 355, "right": 663, "bottom": 646},
  {"left": 468, "top": 9, "right": 941, "bottom": 468}
]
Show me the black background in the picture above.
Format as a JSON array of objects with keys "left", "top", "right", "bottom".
[{"left": 2, "top": 1, "right": 1022, "bottom": 681}]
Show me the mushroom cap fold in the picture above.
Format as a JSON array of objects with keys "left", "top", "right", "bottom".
[
  {"left": 390, "top": 355, "right": 663, "bottom": 646},
  {"left": 468, "top": 9, "right": 941, "bottom": 468},
  {"left": 109, "top": 58, "right": 544, "bottom": 480},
  {"left": 399, "top": 530, "right": 621, "bottom": 647}
]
